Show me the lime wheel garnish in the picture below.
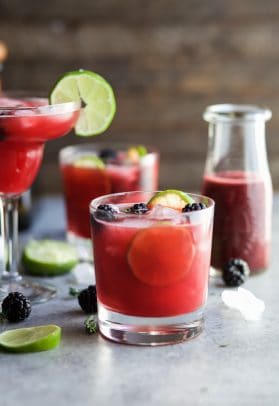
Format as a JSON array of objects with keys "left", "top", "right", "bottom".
[
  {"left": 128, "top": 226, "right": 195, "bottom": 287},
  {"left": 148, "top": 190, "right": 195, "bottom": 210},
  {"left": 49, "top": 69, "right": 116, "bottom": 136}
]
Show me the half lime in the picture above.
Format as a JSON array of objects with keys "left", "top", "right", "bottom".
[
  {"left": 23, "top": 240, "right": 78, "bottom": 276},
  {"left": 0, "top": 325, "right": 61, "bottom": 353},
  {"left": 49, "top": 69, "right": 116, "bottom": 136}
]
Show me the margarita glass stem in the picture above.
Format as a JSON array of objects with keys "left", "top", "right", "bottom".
[{"left": 0, "top": 196, "right": 22, "bottom": 283}]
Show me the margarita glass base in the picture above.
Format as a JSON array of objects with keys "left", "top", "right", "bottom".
[
  {"left": 0, "top": 276, "right": 56, "bottom": 304},
  {"left": 98, "top": 303, "right": 204, "bottom": 346},
  {"left": 67, "top": 231, "right": 93, "bottom": 262}
]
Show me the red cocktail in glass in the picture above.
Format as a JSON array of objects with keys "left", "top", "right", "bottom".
[
  {"left": 60, "top": 144, "right": 159, "bottom": 260},
  {"left": 0, "top": 93, "right": 80, "bottom": 301},
  {"left": 90, "top": 191, "right": 214, "bottom": 346}
]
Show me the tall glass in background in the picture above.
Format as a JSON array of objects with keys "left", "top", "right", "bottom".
[
  {"left": 202, "top": 104, "right": 272, "bottom": 274},
  {"left": 59, "top": 143, "right": 159, "bottom": 261}
]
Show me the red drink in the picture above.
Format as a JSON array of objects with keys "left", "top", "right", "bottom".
[
  {"left": 0, "top": 97, "right": 79, "bottom": 195},
  {"left": 60, "top": 144, "right": 159, "bottom": 260},
  {"left": 0, "top": 93, "right": 80, "bottom": 302},
  {"left": 90, "top": 191, "right": 214, "bottom": 345},
  {"left": 92, "top": 211, "right": 211, "bottom": 317},
  {"left": 61, "top": 164, "right": 146, "bottom": 239},
  {"left": 202, "top": 171, "right": 273, "bottom": 272}
]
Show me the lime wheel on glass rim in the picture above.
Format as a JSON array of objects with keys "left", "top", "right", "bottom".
[{"left": 49, "top": 69, "right": 116, "bottom": 137}]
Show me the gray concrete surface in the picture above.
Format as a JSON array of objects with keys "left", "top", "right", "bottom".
[{"left": 1, "top": 195, "right": 279, "bottom": 406}]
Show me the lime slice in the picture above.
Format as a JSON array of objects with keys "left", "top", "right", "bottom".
[
  {"left": 148, "top": 190, "right": 195, "bottom": 210},
  {"left": 134, "top": 145, "right": 148, "bottom": 157},
  {"left": 0, "top": 325, "right": 61, "bottom": 353},
  {"left": 22, "top": 240, "right": 78, "bottom": 276},
  {"left": 49, "top": 69, "right": 116, "bottom": 136},
  {"left": 128, "top": 226, "right": 195, "bottom": 286},
  {"left": 74, "top": 155, "right": 105, "bottom": 168}
]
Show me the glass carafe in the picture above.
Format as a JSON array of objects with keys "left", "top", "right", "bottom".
[{"left": 202, "top": 104, "right": 272, "bottom": 274}]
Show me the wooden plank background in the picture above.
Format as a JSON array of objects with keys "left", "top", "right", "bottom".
[{"left": 0, "top": 0, "right": 279, "bottom": 194}]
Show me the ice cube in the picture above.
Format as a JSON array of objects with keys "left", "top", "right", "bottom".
[
  {"left": 222, "top": 287, "right": 265, "bottom": 321},
  {"left": 148, "top": 205, "right": 184, "bottom": 224},
  {"left": 72, "top": 262, "right": 95, "bottom": 285},
  {"left": 118, "top": 216, "right": 154, "bottom": 228},
  {"left": 0, "top": 97, "right": 27, "bottom": 107},
  {"left": 14, "top": 109, "right": 34, "bottom": 116}
]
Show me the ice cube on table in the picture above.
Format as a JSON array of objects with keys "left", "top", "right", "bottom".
[
  {"left": 222, "top": 287, "right": 265, "bottom": 321},
  {"left": 72, "top": 262, "right": 95, "bottom": 285}
]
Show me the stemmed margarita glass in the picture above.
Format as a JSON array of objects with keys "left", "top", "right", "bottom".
[{"left": 0, "top": 91, "right": 80, "bottom": 303}]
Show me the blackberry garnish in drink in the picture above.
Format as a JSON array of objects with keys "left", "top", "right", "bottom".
[
  {"left": 96, "top": 204, "right": 119, "bottom": 221},
  {"left": 182, "top": 203, "right": 206, "bottom": 212},
  {"left": 1, "top": 292, "right": 31, "bottom": 322},
  {"left": 222, "top": 258, "right": 250, "bottom": 287},
  {"left": 129, "top": 203, "right": 150, "bottom": 214},
  {"left": 99, "top": 148, "right": 117, "bottom": 161}
]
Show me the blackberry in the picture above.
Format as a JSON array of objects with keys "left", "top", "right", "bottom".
[
  {"left": 96, "top": 204, "right": 119, "bottom": 221},
  {"left": 182, "top": 202, "right": 206, "bottom": 212},
  {"left": 129, "top": 203, "right": 149, "bottom": 214},
  {"left": 99, "top": 148, "right": 117, "bottom": 161},
  {"left": 2, "top": 292, "right": 31, "bottom": 322},
  {"left": 78, "top": 285, "right": 97, "bottom": 314},
  {"left": 222, "top": 258, "right": 250, "bottom": 287}
]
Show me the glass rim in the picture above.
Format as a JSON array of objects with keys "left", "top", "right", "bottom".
[
  {"left": 0, "top": 90, "right": 80, "bottom": 117},
  {"left": 203, "top": 103, "right": 272, "bottom": 123},
  {"left": 59, "top": 142, "right": 159, "bottom": 162},
  {"left": 90, "top": 190, "right": 215, "bottom": 214}
]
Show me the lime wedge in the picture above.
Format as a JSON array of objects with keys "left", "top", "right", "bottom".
[
  {"left": 49, "top": 69, "right": 116, "bottom": 136},
  {"left": 134, "top": 145, "right": 148, "bottom": 157},
  {"left": 23, "top": 240, "right": 78, "bottom": 276},
  {"left": 0, "top": 325, "right": 61, "bottom": 353},
  {"left": 127, "top": 145, "right": 148, "bottom": 163},
  {"left": 148, "top": 190, "right": 195, "bottom": 210},
  {"left": 74, "top": 155, "right": 105, "bottom": 168}
]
